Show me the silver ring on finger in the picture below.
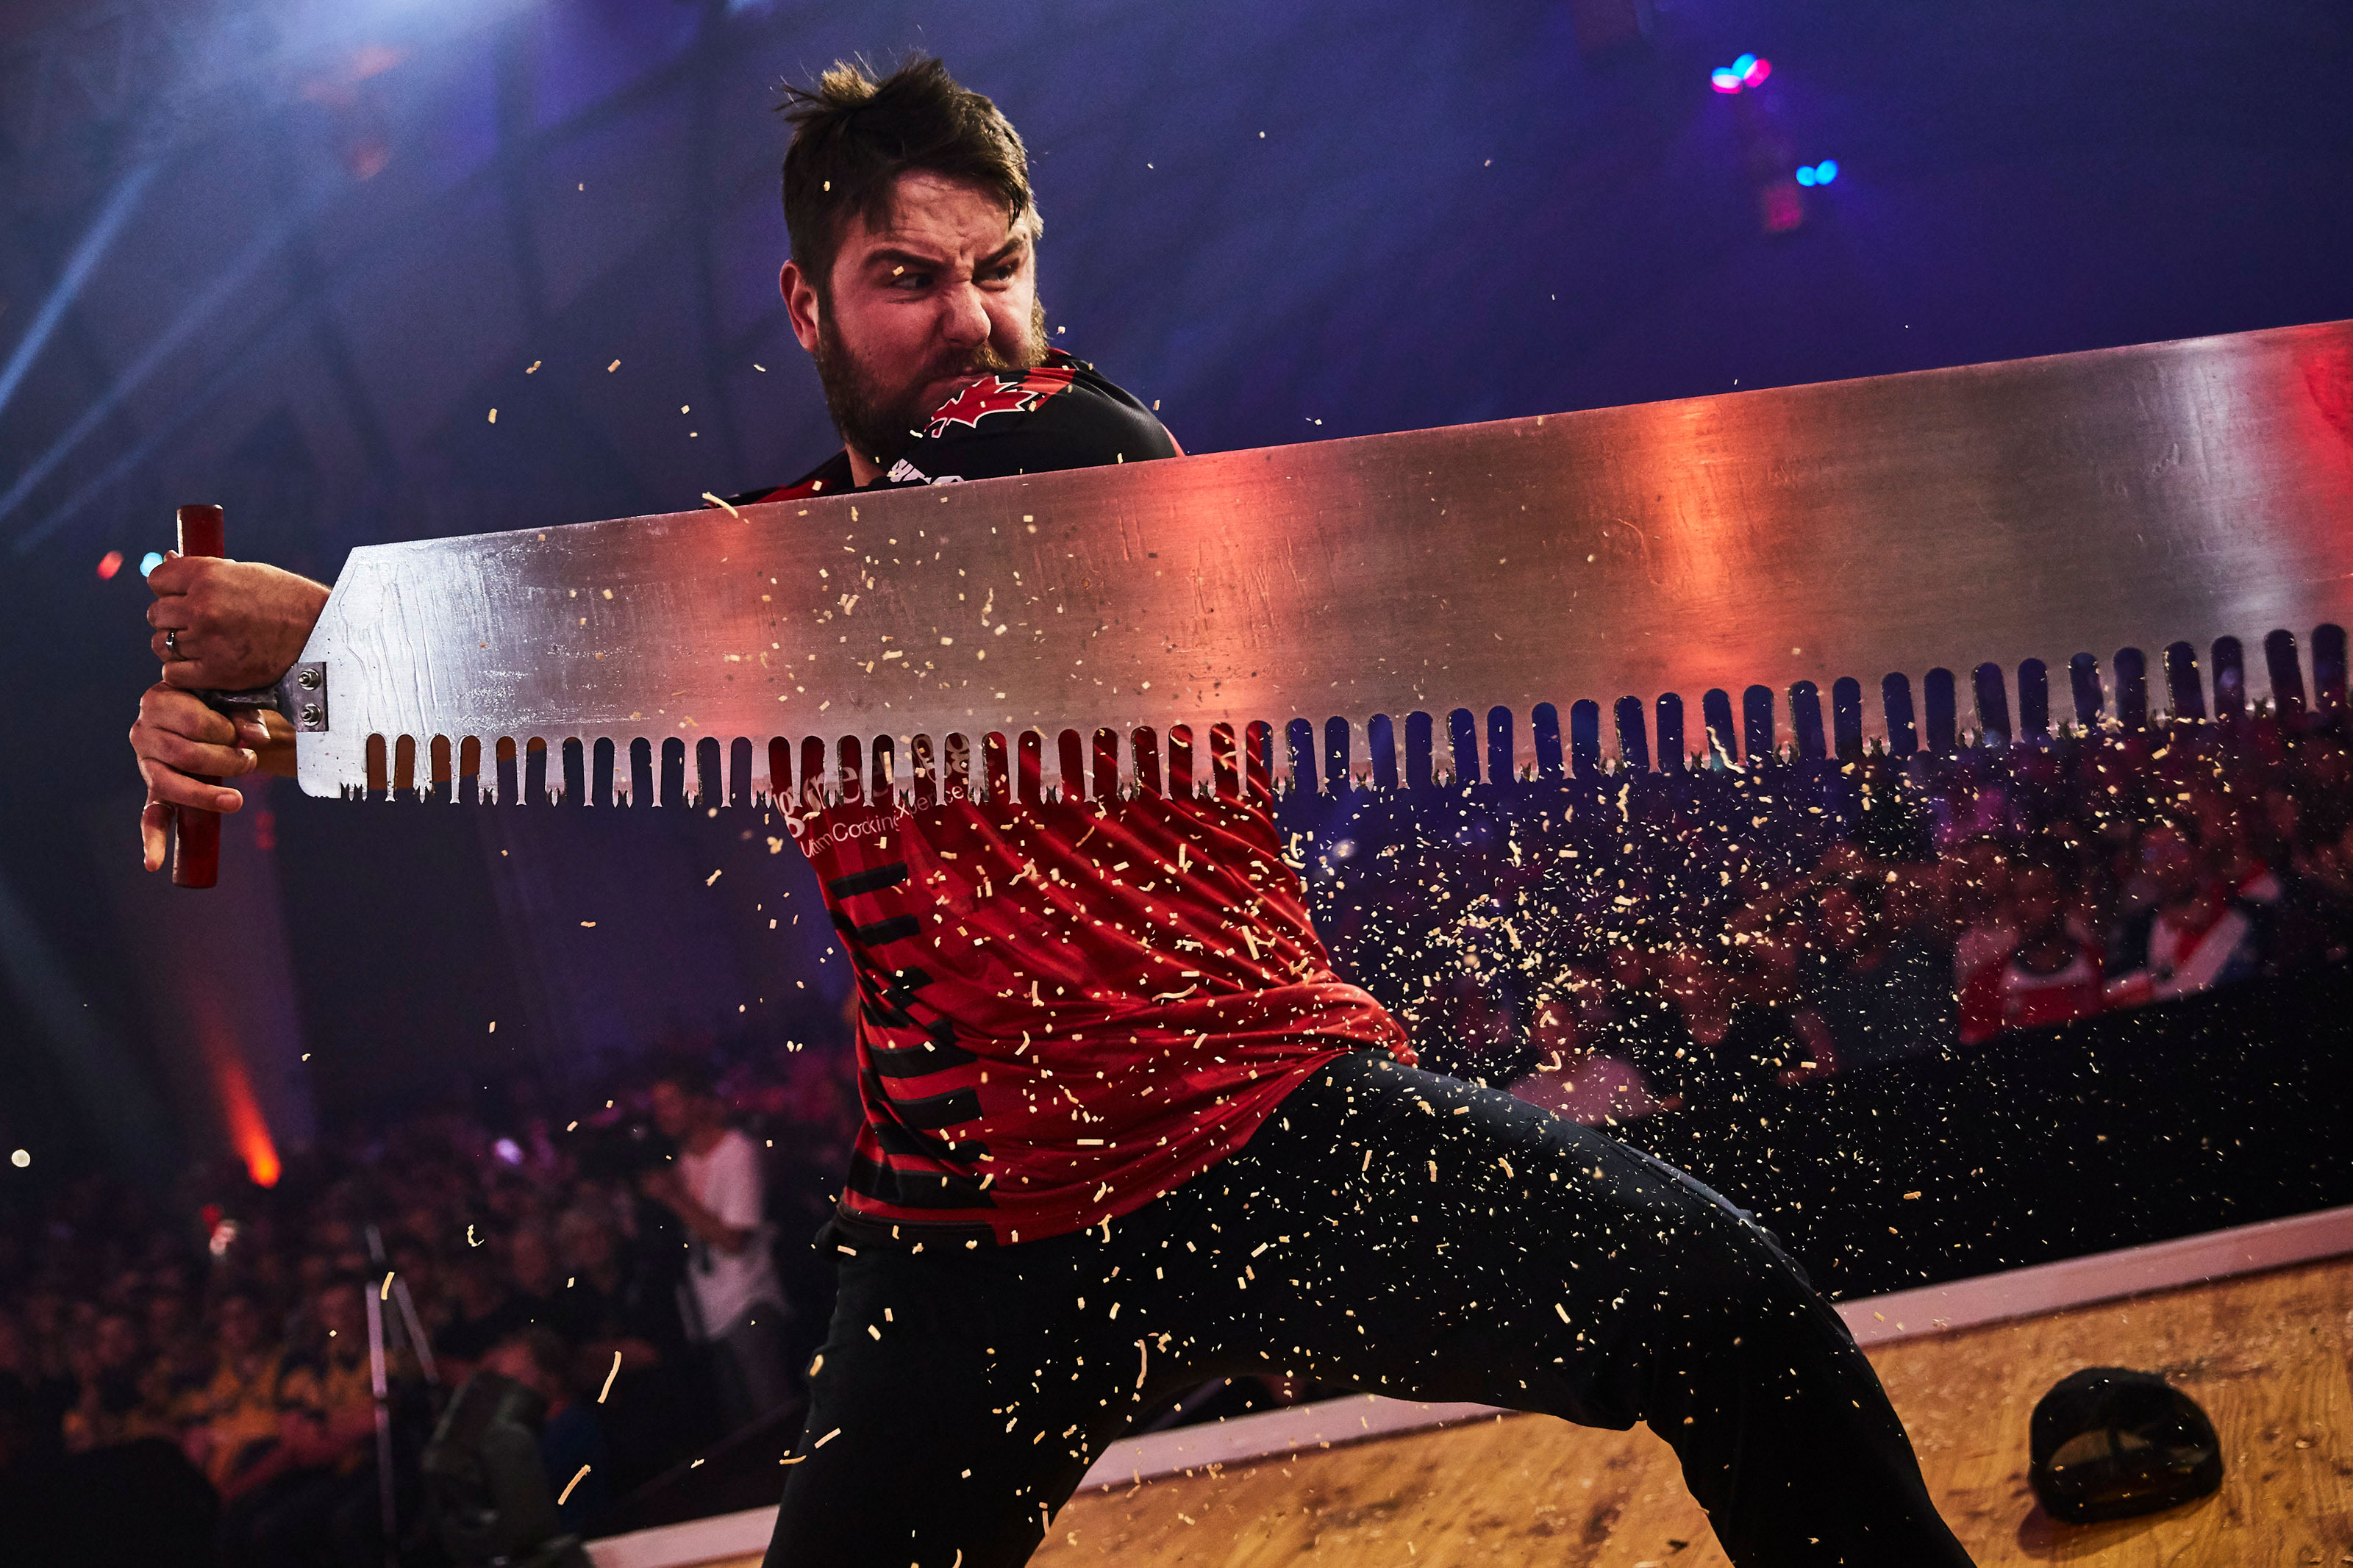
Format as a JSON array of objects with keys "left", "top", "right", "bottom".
[{"left": 164, "top": 629, "right": 181, "bottom": 657}]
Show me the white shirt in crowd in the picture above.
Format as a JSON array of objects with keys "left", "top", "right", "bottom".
[{"left": 675, "top": 1127, "right": 785, "bottom": 1339}]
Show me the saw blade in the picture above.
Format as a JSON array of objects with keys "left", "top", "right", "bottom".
[{"left": 294, "top": 320, "right": 2353, "bottom": 803}]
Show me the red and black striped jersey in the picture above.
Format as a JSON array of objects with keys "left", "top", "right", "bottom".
[{"left": 791, "top": 784, "right": 1409, "bottom": 1248}]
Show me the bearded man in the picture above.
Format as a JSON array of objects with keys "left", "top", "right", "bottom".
[{"left": 129, "top": 56, "right": 1972, "bottom": 1568}]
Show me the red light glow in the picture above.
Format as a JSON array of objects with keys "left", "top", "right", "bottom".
[
  {"left": 96, "top": 550, "right": 124, "bottom": 579},
  {"left": 193, "top": 1004, "right": 281, "bottom": 1187}
]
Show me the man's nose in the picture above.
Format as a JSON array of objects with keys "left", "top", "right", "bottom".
[{"left": 937, "top": 279, "right": 992, "bottom": 347}]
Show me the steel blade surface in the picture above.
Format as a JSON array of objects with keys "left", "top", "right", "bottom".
[{"left": 295, "top": 320, "right": 2353, "bottom": 801}]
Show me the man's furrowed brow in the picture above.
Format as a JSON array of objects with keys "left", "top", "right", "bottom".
[
  {"left": 856, "top": 236, "right": 1028, "bottom": 277},
  {"left": 979, "top": 235, "right": 1029, "bottom": 270},
  {"left": 860, "top": 246, "right": 949, "bottom": 275}
]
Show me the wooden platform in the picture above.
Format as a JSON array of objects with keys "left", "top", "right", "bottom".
[{"left": 1026, "top": 1255, "right": 2352, "bottom": 1568}]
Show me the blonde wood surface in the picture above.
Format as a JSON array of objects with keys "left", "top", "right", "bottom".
[{"left": 1010, "top": 1255, "right": 2353, "bottom": 1568}]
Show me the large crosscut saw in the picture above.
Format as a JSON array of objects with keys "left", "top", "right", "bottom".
[{"left": 279, "top": 321, "right": 2353, "bottom": 809}]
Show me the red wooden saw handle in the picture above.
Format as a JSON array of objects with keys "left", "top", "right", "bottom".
[{"left": 172, "top": 504, "right": 226, "bottom": 889}]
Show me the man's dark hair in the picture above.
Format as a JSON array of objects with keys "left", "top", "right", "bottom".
[
  {"left": 651, "top": 1055, "right": 715, "bottom": 1100},
  {"left": 495, "top": 1325, "right": 577, "bottom": 1395},
  {"left": 776, "top": 55, "right": 1038, "bottom": 298}
]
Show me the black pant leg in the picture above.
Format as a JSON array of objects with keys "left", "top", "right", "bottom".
[
  {"left": 763, "top": 1225, "right": 1203, "bottom": 1568},
  {"left": 1208, "top": 1053, "right": 1972, "bottom": 1567}
]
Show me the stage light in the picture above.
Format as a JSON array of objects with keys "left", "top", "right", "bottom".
[
  {"left": 0, "top": 162, "right": 157, "bottom": 426},
  {"left": 9, "top": 1149, "right": 26, "bottom": 1168},
  {"left": 139, "top": 551, "right": 164, "bottom": 576},
  {"left": 96, "top": 549, "right": 123, "bottom": 579},
  {"left": 1814, "top": 159, "right": 1838, "bottom": 182},
  {"left": 1710, "top": 54, "right": 1772, "bottom": 94},
  {"left": 494, "top": 1136, "right": 524, "bottom": 1165}
]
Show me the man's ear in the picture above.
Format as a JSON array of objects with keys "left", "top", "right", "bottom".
[{"left": 782, "top": 260, "right": 822, "bottom": 354}]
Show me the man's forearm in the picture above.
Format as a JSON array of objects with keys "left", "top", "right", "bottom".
[{"left": 667, "top": 1192, "right": 754, "bottom": 1254}]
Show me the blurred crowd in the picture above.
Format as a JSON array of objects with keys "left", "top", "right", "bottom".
[
  {"left": 1312, "top": 712, "right": 2353, "bottom": 1120},
  {"left": 0, "top": 1038, "right": 859, "bottom": 1564}
]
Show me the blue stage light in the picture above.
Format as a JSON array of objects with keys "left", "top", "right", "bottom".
[
  {"left": 1796, "top": 166, "right": 1818, "bottom": 187},
  {"left": 139, "top": 551, "right": 164, "bottom": 577},
  {"left": 1815, "top": 159, "right": 1838, "bottom": 183}
]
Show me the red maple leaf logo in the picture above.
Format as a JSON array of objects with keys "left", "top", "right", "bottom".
[{"left": 924, "top": 363, "right": 1076, "bottom": 438}]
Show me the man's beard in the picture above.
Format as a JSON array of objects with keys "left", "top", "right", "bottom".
[{"left": 815, "top": 297, "right": 1050, "bottom": 471}]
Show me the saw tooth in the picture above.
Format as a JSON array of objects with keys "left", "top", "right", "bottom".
[
  {"left": 910, "top": 733, "right": 937, "bottom": 809},
  {"left": 1129, "top": 727, "right": 1160, "bottom": 795},
  {"left": 776, "top": 738, "right": 804, "bottom": 809}
]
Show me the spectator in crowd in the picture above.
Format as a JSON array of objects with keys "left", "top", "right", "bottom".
[
  {"left": 507, "top": 1225, "right": 562, "bottom": 1328},
  {"left": 0, "top": 1305, "right": 66, "bottom": 1472},
  {"left": 1996, "top": 859, "right": 2106, "bottom": 1031},
  {"left": 484, "top": 1326, "right": 610, "bottom": 1535},
  {"left": 180, "top": 1289, "right": 286, "bottom": 1500},
  {"left": 2286, "top": 815, "right": 2353, "bottom": 964},
  {"left": 435, "top": 1245, "right": 535, "bottom": 1383},
  {"left": 63, "top": 1307, "right": 168, "bottom": 1453},
  {"left": 220, "top": 1273, "right": 394, "bottom": 1568},
  {"left": 641, "top": 1062, "right": 792, "bottom": 1431},
  {"left": 1795, "top": 878, "right": 1956, "bottom": 1071},
  {"left": 1511, "top": 973, "right": 1673, "bottom": 1125},
  {"left": 552, "top": 1202, "right": 691, "bottom": 1489},
  {"left": 2108, "top": 823, "right": 2266, "bottom": 1004}
]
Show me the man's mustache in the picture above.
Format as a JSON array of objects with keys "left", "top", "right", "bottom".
[{"left": 910, "top": 343, "right": 1025, "bottom": 390}]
